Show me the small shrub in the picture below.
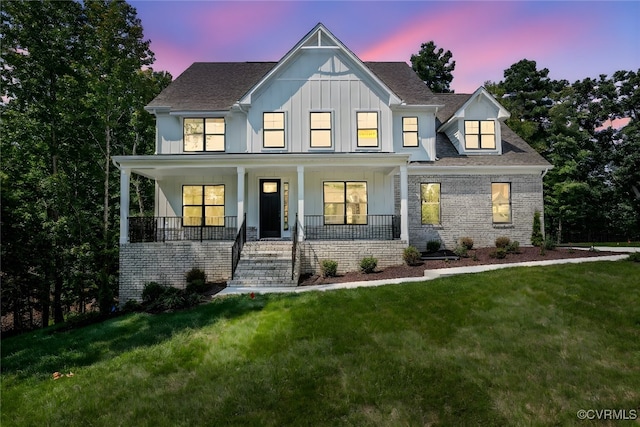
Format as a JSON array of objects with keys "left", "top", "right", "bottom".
[
  {"left": 472, "top": 252, "right": 479, "bottom": 261},
  {"left": 543, "top": 236, "right": 556, "bottom": 251},
  {"left": 426, "top": 240, "right": 441, "bottom": 252},
  {"left": 122, "top": 300, "right": 142, "bottom": 312},
  {"left": 495, "top": 236, "right": 511, "bottom": 249},
  {"left": 321, "top": 259, "right": 338, "bottom": 277},
  {"left": 627, "top": 252, "right": 640, "bottom": 262},
  {"left": 531, "top": 210, "right": 544, "bottom": 247},
  {"left": 403, "top": 246, "right": 422, "bottom": 266},
  {"left": 360, "top": 256, "right": 378, "bottom": 274},
  {"left": 453, "top": 245, "right": 468, "bottom": 258},
  {"left": 142, "top": 282, "right": 165, "bottom": 304},
  {"left": 186, "top": 267, "right": 206, "bottom": 284},
  {"left": 506, "top": 240, "right": 520, "bottom": 254},
  {"left": 490, "top": 248, "right": 507, "bottom": 259},
  {"left": 459, "top": 237, "right": 474, "bottom": 250}
]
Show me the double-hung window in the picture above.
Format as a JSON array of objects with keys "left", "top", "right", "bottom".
[
  {"left": 263, "top": 112, "right": 285, "bottom": 148},
  {"left": 323, "top": 182, "right": 368, "bottom": 225},
  {"left": 183, "top": 185, "right": 225, "bottom": 226},
  {"left": 465, "top": 120, "right": 496, "bottom": 149},
  {"left": 356, "top": 112, "right": 379, "bottom": 147},
  {"left": 184, "top": 118, "right": 225, "bottom": 152},
  {"left": 491, "top": 183, "right": 511, "bottom": 223},
  {"left": 420, "top": 183, "right": 441, "bottom": 225},
  {"left": 310, "top": 112, "right": 332, "bottom": 148},
  {"left": 403, "top": 117, "right": 419, "bottom": 147}
]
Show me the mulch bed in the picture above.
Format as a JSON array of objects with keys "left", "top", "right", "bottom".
[{"left": 298, "top": 246, "right": 619, "bottom": 286}]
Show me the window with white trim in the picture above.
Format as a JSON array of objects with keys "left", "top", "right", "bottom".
[
  {"left": 184, "top": 118, "right": 225, "bottom": 151},
  {"left": 403, "top": 117, "right": 419, "bottom": 147},
  {"left": 420, "top": 183, "right": 441, "bottom": 225},
  {"left": 465, "top": 120, "right": 496, "bottom": 149},
  {"left": 263, "top": 112, "right": 285, "bottom": 148},
  {"left": 356, "top": 112, "right": 379, "bottom": 147},
  {"left": 492, "top": 183, "right": 511, "bottom": 223},
  {"left": 310, "top": 112, "right": 332, "bottom": 148},
  {"left": 323, "top": 181, "right": 368, "bottom": 225},
  {"left": 182, "top": 185, "right": 225, "bottom": 226}
]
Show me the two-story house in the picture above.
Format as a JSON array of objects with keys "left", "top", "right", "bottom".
[{"left": 114, "top": 23, "right": 551, "bottom": 302}]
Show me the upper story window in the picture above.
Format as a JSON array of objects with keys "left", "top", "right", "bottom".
[
  {"left": 403, "top": 117, "right": 419, "bottom": 147},
  {"left": 184, "top": 118, "right": 225, "bottom": 152},
  {"left": 263, "top": 112, "right": 285, "bottom": 148},
  {"left": 183, "top": 185, "right": 225, "bottom": 226},
  {"left": 310, "top": 112, "right": 332, "bottom": 148},
  {"left": 356, "top": 112, "right": 379, "bottom": 147},
  {"left": 492, "top": 183, "right": 511, "bottom": 223},
  {"left": 464, "top": 120, "right": 496, "bottom": 150}
]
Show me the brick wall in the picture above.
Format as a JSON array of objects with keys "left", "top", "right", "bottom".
[
  {"left": 119, "top": 241, "right": 233, "bottom": 303},
  {"left": 396, "top": 174, "right": 544, "bottom": 250},
  {"left": 300, "top": 240, "right": 407, "bottom": 275}
]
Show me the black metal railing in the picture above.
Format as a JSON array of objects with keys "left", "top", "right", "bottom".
[
  {"left": 291, "top": 213, "right": 299, "bottom": 280},
  {"left": 304, "top": 214, "right": 400, "bottom": 240},
  {"left": 129, "top": 216, "right": 237, "bottom": 243},
  {"left": 231, "top": 213, "right": 247, "bottom": 280}
]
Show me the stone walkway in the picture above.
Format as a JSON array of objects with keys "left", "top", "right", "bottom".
[{"left": 217, "top": 247, "right": 637, "bottom": 297}]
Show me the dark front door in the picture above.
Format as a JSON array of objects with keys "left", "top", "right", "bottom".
[{"left": 260, "top": 179, "right": 281, "bottom": 238}]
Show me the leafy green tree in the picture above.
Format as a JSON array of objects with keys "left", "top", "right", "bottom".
[{"left": 410, "top": 41, "right": 456, "bottom": 93}]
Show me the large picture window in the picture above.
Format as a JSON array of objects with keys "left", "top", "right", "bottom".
[
  {"left": 323, "top": 181, "right": 367, "bottom": 225},
  {"left": 310, "top": 112, "right": 332, "bottom": 148},
  {"left": 421, "top": 183, "right": 441, "bottom": 225},
  {"left": 183, "top": 185, "right": 225, "bottom": 226},
  {"left": 403, "top": 117, "right": 419, "bottom": 147},
  {"left": 465, "top": 120, "right": 496, "bottom": 149},
  {"left": 263, "top": 112, "right": 285, "bottom": 148},
  {"left": 356, "top": 112, "right": 379, "bottom": 147},
  {"left": 184, "top": 118, "right": 225, "bottom": 152},
  {"left": 492, "top": 183, "right": 511, "bottom": 223}
]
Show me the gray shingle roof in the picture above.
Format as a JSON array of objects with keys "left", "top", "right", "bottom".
[
  {"left": 146, "top": 62, "right": 276, "bottom": 111},
  {"left": 364, "top": 62, "right": 436, "bottom": 104}
]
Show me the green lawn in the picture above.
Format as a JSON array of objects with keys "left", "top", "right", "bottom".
[{"left": 2, "top": 261, "right": 639, "bottom": 426}]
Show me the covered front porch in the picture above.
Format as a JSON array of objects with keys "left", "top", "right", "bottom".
[{"left": 113, "top": 153, "right": 411, "bottom": 245}]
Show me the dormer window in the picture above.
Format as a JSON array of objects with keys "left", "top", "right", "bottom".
[
  {"left": 464, "top": 120, "right": 495, "bottom": 150},
  {"left": 184, "top": 118, "right": 225, "bottom": 152},
  {"left": 402, "top": 117, "right": 419, "bottom": 147}
]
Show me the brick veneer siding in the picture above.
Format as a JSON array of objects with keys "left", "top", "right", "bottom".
[
  {"left": 119, "top": 241, "right": 233, "bottom": 303},
  {"left": 300, "top": 240, "right": 407, "bottom": 275},
  {"left": 396, "top": 174, "right": 545, "bottom": 250}
]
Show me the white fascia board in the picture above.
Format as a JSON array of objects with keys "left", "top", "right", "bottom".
[
  {"left": 169, "top": 111, "right": 230, "bottom": 117},
  {"left": 113, "top": 152, "right": 410, "bottom": 170},
  {"left": 239, "top": 23, "right": 402, "bottom": 106},
  {"left": 392, "top": 104, "right": 444, "bottom": 112},
  {"left": 143, "top": 106, "right": 171, "bottom": 115},
  {"left": 407, "top": 164, "right": 552, "bottom": 176}
]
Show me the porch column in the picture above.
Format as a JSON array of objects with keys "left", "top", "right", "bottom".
[
  {"left": 400, "top": 165, "right": 409, "bottom": 242},
  {"left": 119, "top": 168, "right": 131, "bottom": 244},
  {"left": 237, "top": 166, "right": 245, "bottom": 225},
  {"left": 297, "top": 166, "right": 305, "bottom": 241}
]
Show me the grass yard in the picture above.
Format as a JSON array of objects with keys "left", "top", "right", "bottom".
[{"left": 2, "top": 261, "right": 639, "bottom": 426}]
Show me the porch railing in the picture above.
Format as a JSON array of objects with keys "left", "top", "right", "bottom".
[
  {"left": 304, "top": 214, "right": 400, "bottom": 240},
  {"left": 231, "top": 213, "right": 247, "bottom": 279},
  {"left": 291, "top": 213, "right": 299, "bottom": 280},
  {"left": 128, "top": 216, "right": 238, "bottom": 243}
]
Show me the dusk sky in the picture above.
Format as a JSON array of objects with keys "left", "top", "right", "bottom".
[{"left": 130, "top": 1, "right": 639, "bottom": 94}]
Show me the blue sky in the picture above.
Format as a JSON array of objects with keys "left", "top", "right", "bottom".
[{"left": 130, "top": 1, "right": 640, "bottom": 93}]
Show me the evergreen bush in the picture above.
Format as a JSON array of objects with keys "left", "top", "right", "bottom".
[
  {"left": 360, "top": 257, "right": 378, "bottom": 274},
  {"left": 321, "top": 260, "right": 338, "bottom": 277},
  {"left": 403, "top": 246, "right": 422, "bottom": 266}
]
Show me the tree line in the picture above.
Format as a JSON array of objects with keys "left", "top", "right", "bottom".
[
  {"left": 412, "top": 43, "right": 640, "bottom": 243},
  {"left": 1, "top": 0, "right": 171, "bottom": 332}
]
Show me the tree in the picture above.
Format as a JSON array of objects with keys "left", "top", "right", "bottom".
[{"left": 410, "top": 41, "right": 456, "bottom": 93}]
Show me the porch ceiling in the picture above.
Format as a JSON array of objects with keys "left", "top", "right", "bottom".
[{"left": 113, "top": 153, "right": 409, "bottom": 180}]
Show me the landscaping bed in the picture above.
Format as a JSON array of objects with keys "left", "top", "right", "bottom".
[{"left": 299, "top": 246, "right": 618, "bottom": 286}]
